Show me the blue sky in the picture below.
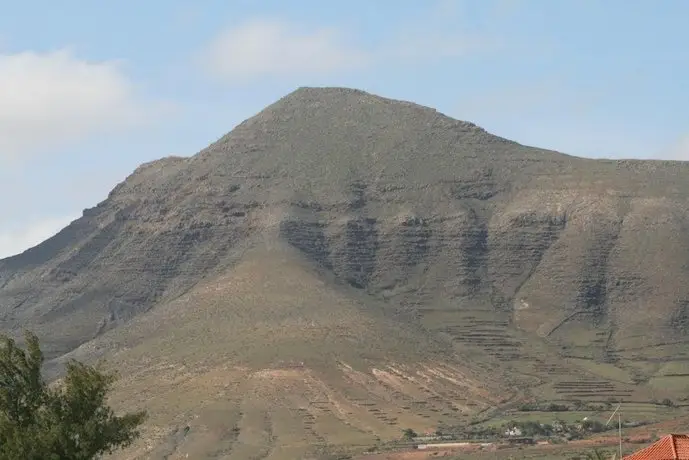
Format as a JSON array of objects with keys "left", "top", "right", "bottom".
[{"left": 1, "top": 0, "right": 687, "bottom": 257}]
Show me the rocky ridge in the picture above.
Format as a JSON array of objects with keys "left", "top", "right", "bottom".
[{"left": 1, "top": 86, "right": 688, "bottom": 457}]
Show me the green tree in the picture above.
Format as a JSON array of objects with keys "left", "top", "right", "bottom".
[
  {"left": 661, "top": 398, "right": 675, "bottom": 407},
  {"left": 0, "top": 331, "right": 146, "bottom": 460},
  {"left": 581, "top": 419, "right": 606, "bottom": 433},
  {"left": 401, "top": 428, "right": 417, "bottom": 440}
]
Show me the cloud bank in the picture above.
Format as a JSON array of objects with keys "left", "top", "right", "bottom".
[
  {"left": 199, "top": 13, "right": 494, "bottom": 83},
  {"left": 0, "top": 49, "right": 166, "bottom": 162}
]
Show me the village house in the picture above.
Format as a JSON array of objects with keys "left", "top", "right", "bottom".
[{"left": 623, "top": 434, "right": 689, "bottom": 460}]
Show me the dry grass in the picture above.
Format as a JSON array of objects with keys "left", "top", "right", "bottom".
[{"left": 87, "top": 243, "right": 504, "bottom": 459}]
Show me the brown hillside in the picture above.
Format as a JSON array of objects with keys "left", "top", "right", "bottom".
[{"left": 2, "top": 87, "right": 689, "bottom": 458}]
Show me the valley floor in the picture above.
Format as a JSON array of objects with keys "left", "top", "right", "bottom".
[{"left": 353, "top": 409, "right": 689, "bottom": 460}]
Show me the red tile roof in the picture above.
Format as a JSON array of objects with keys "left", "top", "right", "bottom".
[{"left": 624, "top": 435, "right": 689, "bottom": 460}]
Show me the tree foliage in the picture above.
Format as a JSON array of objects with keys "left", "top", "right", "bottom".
[
  {"left": 401, "top": 428, "right": 417, "bottom": 440},
  {"left": 0, "top": 331, "right": 146, "bottom": 460}
]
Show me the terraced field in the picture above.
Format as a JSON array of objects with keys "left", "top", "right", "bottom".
[
  {"left": 419, "top": 307, "right": 665, "bottom": 410},
  {"left": 105, "top": 359, "right": 516, "bottom": 459}
]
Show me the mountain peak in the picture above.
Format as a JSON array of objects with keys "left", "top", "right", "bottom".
[
  {"left": 3, "top": 86, "right": 689, "bottom": 458},
  {"left": 196, "top": 86, "right": 541, "bottom": 193},
  {"left": 289, "top": 85, "right": 371, "bottom": 97},
  {"left": 274, "top": 85, "right": 460, "bottom": 121}
]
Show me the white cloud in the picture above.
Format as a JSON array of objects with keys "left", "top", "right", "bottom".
[
  {"left": 200, "top": 19, "right": 370, "bottom": 83},
  {"left": 0, "top": 49, "right": 167, "bottom": 162},
  {"left": 199, "top": 10, "right": 496, "bottom": 84},
  {"left": 0, "top": 215, "right": 76, "bottom": 259}
]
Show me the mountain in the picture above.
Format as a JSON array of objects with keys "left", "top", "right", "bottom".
[{"left": 2, "top": 87, "right": 689, "bottom": 459}]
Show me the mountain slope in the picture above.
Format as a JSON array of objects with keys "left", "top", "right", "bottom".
[
  {"left": 60, "top": 242, "right": 507, "bottom": 458},
  {"left": 2, "top": 87, "right": 689, "bottom": 457}
]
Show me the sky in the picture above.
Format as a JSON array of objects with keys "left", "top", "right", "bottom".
[{"left": 1, "top": 0, "right": 688, "bottom": 258}]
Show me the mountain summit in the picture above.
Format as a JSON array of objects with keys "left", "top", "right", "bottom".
[{"left": 2, "top": 87, "right": 689, "bottom": 458}]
